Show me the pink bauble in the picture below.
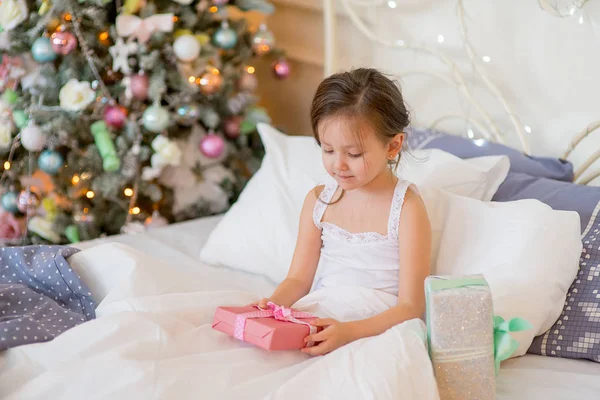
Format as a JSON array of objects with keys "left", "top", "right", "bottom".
[
  {"left": 131, "top": 73, "right": 149, "bottom": 100},
  {"left": 50, "top": 31, "right": 78, "bottom": 55},
  {"left": 199, "top": 134, "right": 225, "bottom": 159},
  {"left": 223, "top": 116, "right": 243, "bottom": 139},
  {"left": 272, "top": 59, "right": 291, "bottom": 79},
  {"left": 104, "top": 105, "right": 128, "bottom": 130},
  {"left": 17, "top": 190, "right": 40, "bottom": 214}
]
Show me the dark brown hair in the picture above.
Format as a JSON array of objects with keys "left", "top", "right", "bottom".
[{"left": 310, "top": 68, "right": 411, "bottom": 203}]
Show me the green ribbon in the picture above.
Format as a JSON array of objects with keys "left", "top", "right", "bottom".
[{"left": 493, "top": 316, "right": 532, "bottom": 375}]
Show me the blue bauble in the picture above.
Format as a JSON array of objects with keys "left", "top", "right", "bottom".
[
  {"left": 1, "top": 191, "right": 19, "bottom": 214},
  {"left": 175, "top": 104, "right": 201, "bottom": 126},
  {"left": 142, "top": 104, "right": 170, "bottom": 133},
  {"left": 213, "top": 26, "right": 238, "bottom": 50},
  {"left": 31, "top": 37, "right": 58, "bottom": 63},
  {"left": 38, "top": 150, "right": 64, "bottom": 175}
]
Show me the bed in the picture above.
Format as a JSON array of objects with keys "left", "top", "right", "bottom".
[
  {"left": 2, "top": 216, "right": 599, "bottom": 399},
  {"left": 2, "top": 0, "right": 600, "bottom": 399}
]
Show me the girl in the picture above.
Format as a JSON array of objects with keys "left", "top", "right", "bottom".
[{"left": 254, "top": 68, "right": 432, "bottom": 356}]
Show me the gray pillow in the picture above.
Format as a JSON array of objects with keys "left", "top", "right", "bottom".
[
  {"left": 407, "top": 128, "right": 574, "bottom": 182},
  {"left": 493, "top": 172, "right": 600, "bottom": 362}
]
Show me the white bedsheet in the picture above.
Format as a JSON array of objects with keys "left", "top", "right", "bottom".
[
  {"left": 1, "top": 216, "right": 598, "bottom": 399},
  {"left": 0, "top": 217, "right": 439, "bottom": 400}
]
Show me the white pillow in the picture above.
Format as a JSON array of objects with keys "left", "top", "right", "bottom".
[
  {"left": 420, "top": 187, "right": 582, "bottom": 357},
  {"left": 200, "top": 123, "right": 509, "bottom": 283}
]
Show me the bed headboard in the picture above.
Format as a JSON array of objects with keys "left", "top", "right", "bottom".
[{"left": 322, "top": 0, "right": 600, "bottom": 185}]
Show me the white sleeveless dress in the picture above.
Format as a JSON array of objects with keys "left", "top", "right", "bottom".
[{"left": 311, "top": 179, "right": 412, "bottom": 296}]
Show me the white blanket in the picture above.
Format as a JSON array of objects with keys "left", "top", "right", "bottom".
[{"left": 0, "top": 243, "right": 439, "bottom": 400}]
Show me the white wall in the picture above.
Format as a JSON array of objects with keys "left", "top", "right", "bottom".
[{"left": 256, "top": 0, "right": 600, "bottom": 182}]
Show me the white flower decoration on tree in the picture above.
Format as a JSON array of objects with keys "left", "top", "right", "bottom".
[
  {"left": 0, "top": 0, "right": 28, "bottom": 32},
  {"left": 59, "top": 79, "right": 96, "bottom": 111},
  {"left": 142, "top": 135, "right": 182, "bottom": 181},
  {"left": 109, "top": 37, "right": 138, "bottom": 75}
]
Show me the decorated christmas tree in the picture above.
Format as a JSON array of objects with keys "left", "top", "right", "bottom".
[{"left": 0, "top": 0, "right": 290, "bottom": 245}]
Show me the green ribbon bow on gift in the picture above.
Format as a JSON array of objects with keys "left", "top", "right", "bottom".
[{"left": 493, "top": 316, "right": 532, "bottom": 375}]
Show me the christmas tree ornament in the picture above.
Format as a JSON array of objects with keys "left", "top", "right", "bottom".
[
  {"left": 213, "top": 0, "right": 230, "bottom": 5},
  {"left": 2, "top": 88, "right": 18, "bottom": 105},
  {"left": 115, "top": 13, "right": 175, "bottom": 44},
  {"left": 173, "top": 34, "right": 201, "bottom": 62},
  {"left": 238, "top": 68, "right": 258, "bottom": 92},
  {"left": 213, "top": 21, "right": 238, "bottom": 50},
  {"left": 103, "top": 105, "right": 128, "bottom": 130},
  {"left": 223, "top": 115, "right": 243, "bottom": 139},
  {"left": 145, "top": 210, "right": 169, "bottom": 229},
  {"left": 198, "top": 66, "right": 223, "bottom": 95},
  {"left": 109, "top": 37, "right": 138, "bottom": 75},
  {"left": 272, "top": 58, "right": 290, "bottom": 79},
  {"left": 17, "top": 189, "right": 40, "bottom": 214},
  {"left": 12, "top": 110, "right": 28, "bottom": 129},
  {"left": 90, "top": 121, "right": 121, "bottom": 172},
  {"left": 28, "top": 216, "right": 60, "bottom": 243},
  {"left": 31, "top": 37, "right": 57, "bottom": 63},
  {"left": 59, "top": 79, "right": 96, "bottom": 112},
  {"left": 251, "top": 24, "right": 275, "bottom": 55},
  {"left": 130, "top": 72, "right": 149, "bottom": 100},
  {"left": 143, "top": 103, "right": 170, "bottom": 133},
  {"left": 65, "top": 224, "right": 80, "bottom": 243},
  {"left": 0, "top": 0, "right": 28, "bottom": 31},
  {"left": 175, "top": 103, "right": 201, "bottom": 126},
  {"left": 41, "top": 197, "right": 58, "bottom": 222},
  {"left": 37, "top": 150, "right": 64, "bottom": 175},
  {"left": 20, "top": 123, "right": 46, "bottom": 151},
  {"left": 1, "top": 191, "right": 19, "bottom": 214},
  {"left": 199, "top": 132, "right": 225, "bottom": 158},
  {"left": 50, "top": 31, "right": 78, "bottom": 55}
]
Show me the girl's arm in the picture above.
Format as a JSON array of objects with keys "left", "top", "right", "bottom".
[
  {"left": 302, "top": 187, "right": 431, "bottom": 355},
  {"left": 261, "top": 187, "right": 324, "bottom": 308}
]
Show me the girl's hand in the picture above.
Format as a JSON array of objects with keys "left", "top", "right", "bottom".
[
  {"left": 247, "top": 298, "right": 270, "bottom": 309},
  {"left": 301, "top": 319, "right": 358, "bottom": 356}
]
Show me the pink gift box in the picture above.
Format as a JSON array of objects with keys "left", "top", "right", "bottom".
[{"left": 212, "top": 306, "right": 319, "bottom": 351}]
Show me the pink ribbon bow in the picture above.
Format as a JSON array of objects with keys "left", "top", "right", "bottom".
[
  {"left": 116, "top": 14, "right": 174, "bottom": 44},
  {"left": 234, "top": 302, "right": 318, "bottom": 347}
]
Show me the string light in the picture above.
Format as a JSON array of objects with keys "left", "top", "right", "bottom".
[
  {"left": 130, "top": 207, "right": 140, "bottom": 215},
  {"left": 72, "top": 174, "right": 80, "bottom": 184},
  {"left": 437, "top": 34, "right": 445, "bottom": 43},
  {"left": 524, "top": 125, "right": 532, "bottom": 134},
  {"left": 3, "top": 161, "right": 10, "bottom": 170},
  {"left": 86, "top": 190, "right": 95, "bottom": 199},
  {"left": 124, "top": 188, "right": 134, "bottom": 197},
  {"left": 188, "top": 76, "right": 196, "bottom": 83},
  {"left": 388, "top": 1, "right": 397, "bottom": 8},
  {"left": 209, "top": 6, "right": 218, "bottom": 13},
  {"left": 482, "top": 55, "right": 491, "bottom": 63},
  {"left": 246, "top": 66, "right": 255, "bottom": 74}
]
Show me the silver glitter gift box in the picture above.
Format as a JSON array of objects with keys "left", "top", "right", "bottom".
[{"left": 425, "top": 275, "right": 496, "bottom": 400}]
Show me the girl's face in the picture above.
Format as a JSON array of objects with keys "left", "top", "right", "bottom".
[{"left": 318, "top": 115, "right": 402, "bottom": 191}]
